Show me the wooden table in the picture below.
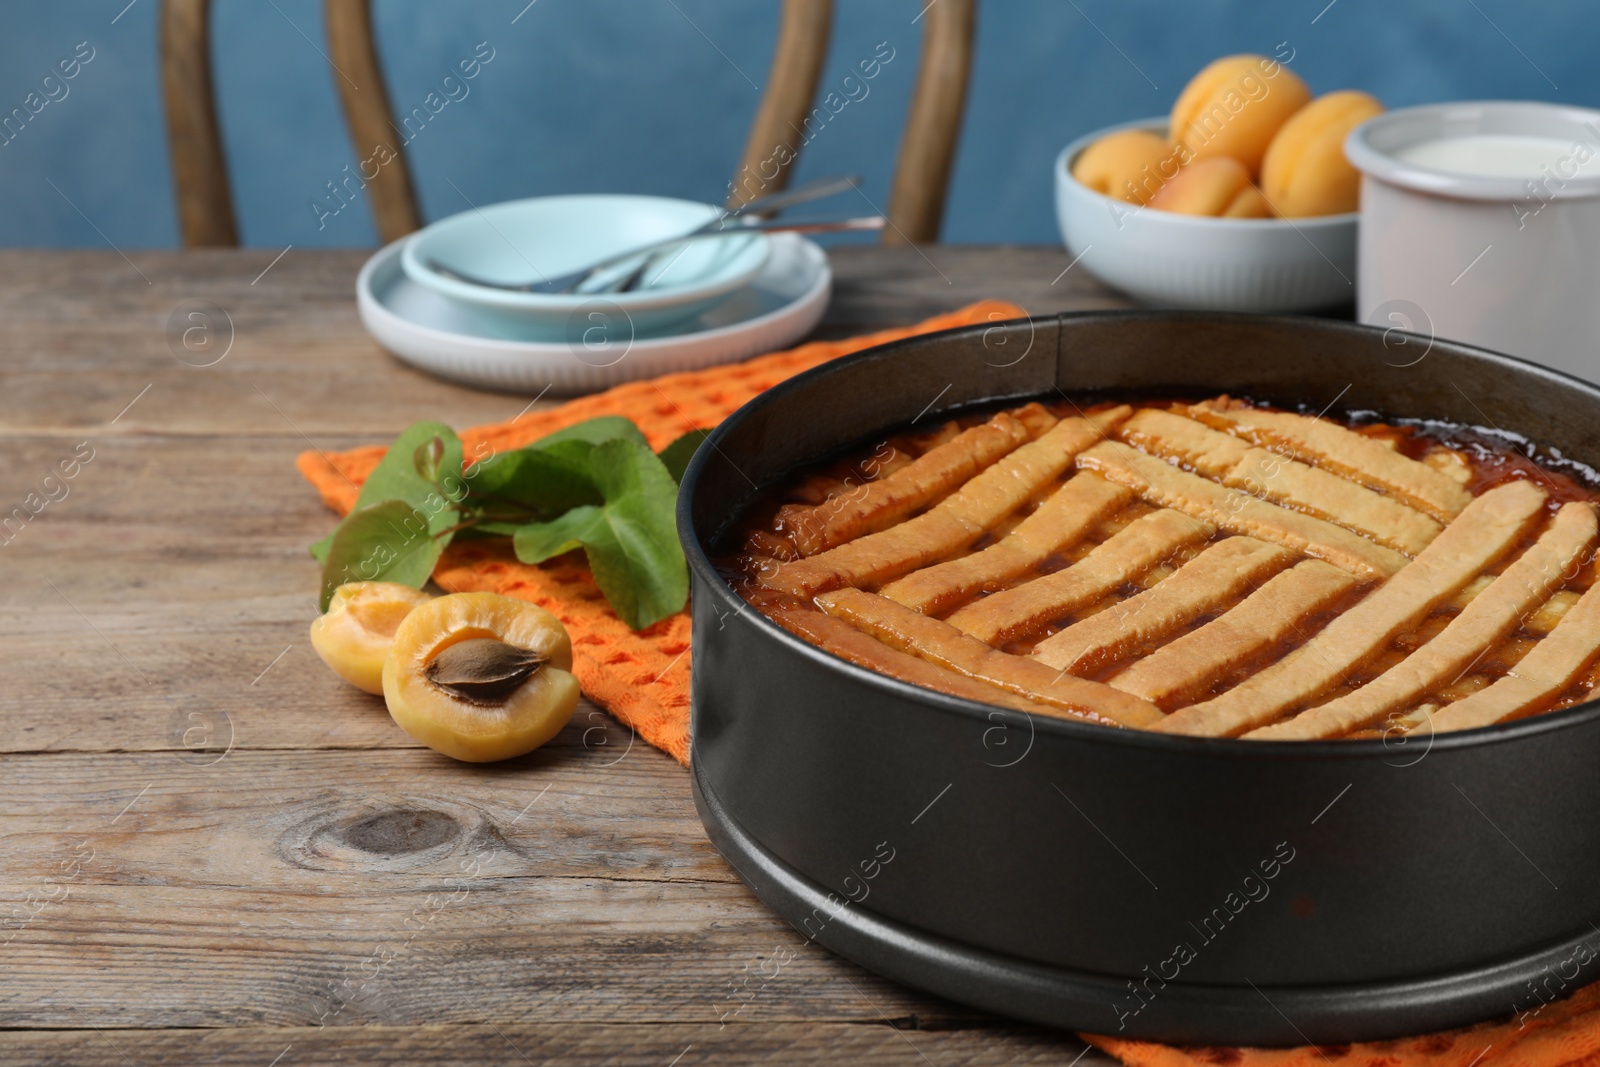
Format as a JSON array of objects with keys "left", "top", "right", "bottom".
[{"left": 0, "top": 246, "right": 1133, "bottom": 1065}]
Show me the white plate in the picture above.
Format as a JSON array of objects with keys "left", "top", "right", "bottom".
[{"left": 357, "top": 233, "right": 831, "bottom": 394}]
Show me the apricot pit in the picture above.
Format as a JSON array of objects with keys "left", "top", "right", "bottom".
[
  {"left": 383, "top": 592, "right": 580, "bottom": 762},
  {"left": 425, "top": 638, "right": 548, "bottom": 704}
]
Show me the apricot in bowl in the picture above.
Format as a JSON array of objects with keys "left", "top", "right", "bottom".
[
  {"left": 383, "top": 592, "right": 580, "bottom": 762},
  {"left": 1053, "top": 51, "right": 1371, "bottom": 313},
  {"left": 1054, "top": 120, "right": 1358, "bottom": 312},
  {"left": 1260, "top": 90, "right": 1385, "bottom": 218},
  {"left": 1169, "top": 54, "right": 1311, "bottom": 177},
  {"left": 1147, "top": 157, "right": 1272, "bottom": 218},
  {"left": 1069, "top": 128, "right": 1177, "bottom": 205}
]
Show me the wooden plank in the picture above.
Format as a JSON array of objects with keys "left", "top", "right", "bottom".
[
  {"left": 0, "top": 249, "right": 1130, "bottom": 438},
  {"left": 0, "top": 747, "right": 725, "bottom": 894},
  {"left": 0, "top": 752, "right": 978, "bottom": 1031},
  {"left": 0, "top": 883, "right": 955, "bottom": 1029},
  {"left": 0, "top": 431, "right": 414, "bottom": 753},
  {"left": 0, "top": 1023, "right": 1112, "bottom": 1066},
  {"left": 0, "top": 251, "right": 529, "bottom": 439},
  {"left": 823, "top": 244, "right": 1132, "bottom": 332}
]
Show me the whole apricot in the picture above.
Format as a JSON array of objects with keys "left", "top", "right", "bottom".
[
  {"left": 383, "top": 592, "right": 580, "bottom": 762},
  {"left": 1260, "top": 90, "right": 1384, "bottom": 217},
  {"left": 1170, "top": 55, "right": 1311, "bottom": 177},
  {"left": 310, "top": 581, "right": 434, "bottom": 695},
  {"left": 1147, "top": 157, "right": 1272, "bottom": 218},
  {"left": 1072, "top": 129, "right": 1179, "bottom": 204}
]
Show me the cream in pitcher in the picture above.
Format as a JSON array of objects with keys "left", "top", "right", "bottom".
[{"left": 1347, "top": 102, "right": 1600, "bottom": 382}]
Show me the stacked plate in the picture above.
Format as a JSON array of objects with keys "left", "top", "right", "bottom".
[{"left": 359, "top": 194, "right": 832, "bottom": 394}]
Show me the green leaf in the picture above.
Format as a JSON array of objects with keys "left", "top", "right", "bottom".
[
  {"left": 658, "top": 429, "right": 712, "bottom": 484},
  {"left": 534, "top": 416, "right": 650, "bottom": 450},
  {"left": 513, "top": 505, "right": 605, "bottom": 564},
  {"left": 355, "top": 421, "right": 465, "bottom": 537},
  {"left": 309, "top": 421, "right": 463, "bottom": 566},
  {"left": 317, "top": 500, "right": 446, "bottom": 612},
  {"left": 306, "top": 415, "right": 688, "bottom": 630},
  {"left": 470, "top": 438, "right": 602, "bottom": 517},
  {"left": 511, "top": 439, "right": 686, "bottom": 629},
  {"left": 469, "top": 417, "right": 653, "bottom": 515}
]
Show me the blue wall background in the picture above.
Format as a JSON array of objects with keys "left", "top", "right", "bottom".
[{"left": 1, "top": 0, "right": 1592, "bottom": 248}]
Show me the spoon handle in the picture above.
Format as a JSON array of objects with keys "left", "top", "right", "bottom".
[
  {"left": 586, "top": 174, "right": 862, "bottom": 289},
  {"left": 595, "top": 215, "right": 884, "bottom": 294},
  {"left": 581, "top": 216, "right": 882, "bottom": 281},
  {"left": 730, "top": 174, "right": 861, "bottom": 219},
  {"left": 744, "top": 216, "right": 884, "bottom": 235},
  {"left": 575, "top": 217, "right": 882, "bottom": 293}
]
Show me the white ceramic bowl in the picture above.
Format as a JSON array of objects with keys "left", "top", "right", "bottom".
[
  {"left": 401, "top": 194, "right": 770, "bottom": 338},
  {"left": 1054, "top": 118, "right": 1358, "bottom": 311}
]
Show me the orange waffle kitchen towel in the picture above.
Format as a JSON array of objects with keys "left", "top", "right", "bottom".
[
  {"left": 298, "top": 301, "right": 1025, "bottom": 765},
  {"left": 1087, "top": 977, "right": 1600, "bottom": 1067},
  {"left": 302, "top": 300, "right": 1600, "bottom": 1065}
]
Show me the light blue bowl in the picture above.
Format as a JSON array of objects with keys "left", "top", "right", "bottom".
[{"left": 400, "top": 194, "right": 771, "bottom": 338}]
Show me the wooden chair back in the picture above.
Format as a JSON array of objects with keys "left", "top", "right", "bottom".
[{"left": 160, "top": 0, "right": 974, "bottom": 247}]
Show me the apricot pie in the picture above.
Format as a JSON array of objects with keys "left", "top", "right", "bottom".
[{"left": 721, "top": 397, "right": 1600, "bottom": 739}]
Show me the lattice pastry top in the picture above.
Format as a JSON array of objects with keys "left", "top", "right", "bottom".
[{"left": 725, "top": 397, "right": 1600, "bottom": 740}]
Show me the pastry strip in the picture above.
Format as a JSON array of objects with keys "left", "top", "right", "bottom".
[
  {"left": 1031, "top": 537, "right": 1296, "bottom": 674},
  {"left": 766, "top": 602, "right": 1104, "bottom": 723},
  {"left": 1120, "top": 409, "right": 1442, "bottom": 554},
  {"left": 1444, "top": 581, "right": 1582, "bottom": 627},
  {"left": 1075, "top": 440, "right": 1410, "bottom": 579},
  {"left": 776, "top": 408, "right": 1037, "bottom": 557},
  {"left": 879, "top": 471, "right": 1132, "bottom": 615},
  {"left": 1414, "top": 578, "right": 1600, "bottom": 734},
  {"left": 815, "top": 588, "right": 1163, "bottom": 727},
  {"left": 1527, "top": 590, "right": 1582, "bottom": 635},
  {"left": 1188, "top": 399, "right": 1472, "bottom": 522},
  {"left": 765, "top": 410, "right": 1127, "bottom": 599},
  {"left": 1154, "top": 479, "right": 1548, "bottom": 736},
  {"left": 1108, "top": 560, "right": 1361, "bottom": 708},
  {"left": 1249, "top": 503, "right": 1598, "bottom": 739},
  {"left": 944, "top": 508, "right": 1214, "bottom": 646}
]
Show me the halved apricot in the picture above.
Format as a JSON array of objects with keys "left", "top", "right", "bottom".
[
  {"left": 310, "top": 581, "right": 434, "bottom": 694},
  {"left": 382, "top": 592, "right": 580, "bottom": 762},
  {"left": 1148, "top": 157, "right": 1272, "bottom": 218}
]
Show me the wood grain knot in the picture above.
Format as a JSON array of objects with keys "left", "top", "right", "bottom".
[
  {"left": 339, "top": 809, "right": 460, "bottom": 855},
  {"left": 280, "top": 798, "right": 503, "bottom": 873}
]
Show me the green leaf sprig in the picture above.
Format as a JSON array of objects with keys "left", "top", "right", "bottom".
[{"left": 311, "top": 417, "right": 710, "bottom": 630}]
